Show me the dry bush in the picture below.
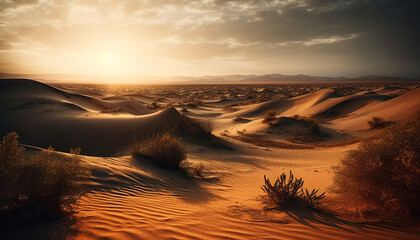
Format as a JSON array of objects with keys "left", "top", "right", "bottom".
[
  {"left": 261, "top": 171, "right": 325, "bottom": 209},
  {"left": 291, "top": 114, "right": 317, "bottom": 125},
  {"left": 22, "top": 147, "right": 90, "bottom": 215},
  {"left": 0, "top": 132, "right": 25, "bottom": 211},
  {"left": 263, "top": 110, "right": 277, "bottom": 124},
  {"left": 131, "top": 133, "right": 187, "bottom": 170},
  {"left": 100, "top": 107, "right": 124, "bottom": 114},
  {"left": 223, "top": 106, "right": 239, "bottom": 113},
  {"left": 367, "top": 116, "right": 388, "bottom": 129},
  {"left": 172, "top": 116, "right": 232, "bottom": 149},
  {"left": 148, "top": 101, "right": 160, "bottom": 109},
  {"left": 330, "top": 120, "right": 420, "bottom": 220},
  {"left": 287, "top": 133, "right": 316, "bottom": 143},
  {"left": 174, "top": 115, "right": 213, "bottom": 138},
  {"left": 0, "top": 133, "right": 90, "bottom": 230}
]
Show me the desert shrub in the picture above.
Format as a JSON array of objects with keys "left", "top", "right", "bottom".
[
  {"left": 148, "top": 101, "right": 160, "bottom": 109},
  {"left": 0, "top": 132, "right": 25, "bottom": 211},
  {"left": 172, "top": 115, "right": 233, "bottom": 149},
  {"left": 174, "top": 115, "right": 213, "bottom": 138},
  {"left": 291, "top": 114, "right": 317, "bottom": 125},
  {"left": 263, "top": 110, "right": 277, "bottom": 124},
  {"left": 330, "top": 120, "right": 420, "bottom": 220},
  {"left": 22, "top": 147, "right": 90, "bottom": 215},
  {"left": 0, "top": 133, "right": 90, "bottom": 230},
  {"left": 131, "top": 133, "right": 187, "bottom": 170},
  {"left": 223, "top": 106, "right": 239, "bottom": 113},
  {"left": 192, "top": 163, "right": 206, "bottom": 178},
  {"left": 287, "top": 133, "right": 315, "bottom": 143},
  {"left": 261, "top": 171, "right": 325, "bottom": 209},
  {"left": 100, "top": 107, "right": 124, "bottom": 114},
  {"left": 367, "top": 116, "right": 388, "bottom": 129}
]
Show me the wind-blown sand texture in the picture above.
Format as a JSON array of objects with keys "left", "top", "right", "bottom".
[{"left": 1, "top": 79, "right": 419, "bottom": 239}]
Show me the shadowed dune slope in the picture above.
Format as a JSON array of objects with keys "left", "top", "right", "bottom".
[
  {"left": 331, "top": 87, "right": 420, "bottom": 131},
  {"left": 0, "top": 79, "right": 154, "bottom": 115},
  {"left": 0, "top": 79, "right": 180, "bottom": 156}
]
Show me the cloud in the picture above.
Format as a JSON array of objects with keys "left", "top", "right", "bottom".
[{"left": 0, "top": 0, "right": 419, "bottom": 76}]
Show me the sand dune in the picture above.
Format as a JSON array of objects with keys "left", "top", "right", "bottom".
[
  {"left": 330, "top": 87, "right": 420, "bottom": 132},
  {"left": 0, "top": 79, "right": 178, "bottom": 155},
  {"left": 1, "top": 79, "right": 419, "bottom": 239}
]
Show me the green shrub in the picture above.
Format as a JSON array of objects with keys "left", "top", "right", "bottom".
[
  {"left": 261, "top": 171, "right": 325, "bottom": 209},
  {"left": 131, "top": 133, "right": 187, "bottom": 170},
  {"left": 330, "top": 120, "right": 420, "bottom": 220},
  {"left": 0, "top": 132, "right": 90, "bottom": 229},
  {"left": 263, "top": 110, "right": 277, "bottom": 124}
]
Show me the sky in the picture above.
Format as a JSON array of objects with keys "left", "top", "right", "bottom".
[{"left": 0, "top": 0, "right": 419, "bottom": 78}]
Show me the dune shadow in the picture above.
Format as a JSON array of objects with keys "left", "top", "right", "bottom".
[
  {"left": 283, "top": 207, "right": 416, "bottom": 235},
  {"left": 129, "top": 156, "right": 223, "bottom": 204},
  {"left": 0, "top": 216, "right": 80, "bottom": 240}
]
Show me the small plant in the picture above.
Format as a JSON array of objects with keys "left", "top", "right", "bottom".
[
  {"left": 193, "top": 163, "right": 206, "bottom": 178},
  {"left": 367, "top": 116, "right": 388, "bottom": 129},
  {"left": 131, "top": 133, "right": 187, "bottom": 170},
  {"left": 100, "top": 107, "right": 124, "bottom": 114},
  {"left": 301, "top": 189, "right": 326, "bottom": 208},
  {"left": 148, "top": 101, "right": 160, "bottom": 109},
  {"left": 263, "top": 110, "right": 277, "bottom": 124},
  {"left": 287, "top": 133, "right": 314, "bottom": 143},
  {"left": 261, "top": 171, "right": 325, "bottom": 209}
]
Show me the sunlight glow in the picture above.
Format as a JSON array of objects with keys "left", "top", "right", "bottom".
[{"left": 102, "top": 53, "right": 117, "bottom": 67}]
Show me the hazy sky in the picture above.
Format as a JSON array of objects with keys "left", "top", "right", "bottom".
[{"left": 1, "top": 0, "right": 419, "bottom": 77}]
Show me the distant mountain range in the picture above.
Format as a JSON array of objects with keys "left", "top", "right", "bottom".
[{"left": 0, "top": 72, "right": 418, "bottom": 84}]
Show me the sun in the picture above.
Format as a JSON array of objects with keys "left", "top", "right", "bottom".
[{"left": 102, "top": 53, "right": 117, "bottom": 67}]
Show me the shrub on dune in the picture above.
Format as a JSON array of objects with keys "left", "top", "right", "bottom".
[
  {"left": 367, "top": 116, "right": 388, "bottom": 129},
  {"left": 0, "top": 132, "right": 90, "bottom": 229},
  {"left": 172, "top": 115, "right": 232, "bottom": 149},
  {"left": 261, "top": 171, "right": 325, "bottom": 209},
  {"left": 330, "top": 120, "right": 420, "bottom": 220},
  {"left": 263, "top": 110, "right": 277, "bottom": 124},
  {"left": 174, "top": 115, "right": 213, "bottom": 138},
  {"left": 131, "top": 133, "right": 187, "bottom": 170},
  {"left": 23, "top": 147, "right": 90, "bottom": 215}
]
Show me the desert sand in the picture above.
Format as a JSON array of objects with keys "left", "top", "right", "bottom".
[{"left": 1, "top": 79, "right": 419, "bottom": 239}]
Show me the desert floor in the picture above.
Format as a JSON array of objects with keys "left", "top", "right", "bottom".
[{"left": 1, "top": 79, "right": 419, "bottom": 239}]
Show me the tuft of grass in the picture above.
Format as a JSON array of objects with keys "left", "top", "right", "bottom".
[
  {"left": 261, "top": 171, "right": 325, "bottom": 209},
  {"left": 330, "top": 120, "right": 420, "bottom": 220},
  {"left": 0, "top": 132, "right": 90, "bottom": 230},
  {"left": 263, "top": 110, "right": 277, "bottom": 124},
  {"left": 131, "top": 133, "right": 187, "bottom": 170},
  {"left": 367, "top": 116, "right": 388, "bottom": 129}
]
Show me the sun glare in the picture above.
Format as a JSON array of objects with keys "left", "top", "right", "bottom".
[{"left": 103, "top": 53, "right": 117, "bottom": 67}]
